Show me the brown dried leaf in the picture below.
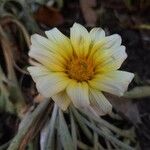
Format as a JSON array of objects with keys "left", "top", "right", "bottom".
[
  {"left": 34, "top": 94, "right": 45, "bottom": 103},
  {"left": 80, "top": 0, "right": 97, "bottom": 27},
  {"left": 34, "top": 6, "right": 64, "bottom": 27}
]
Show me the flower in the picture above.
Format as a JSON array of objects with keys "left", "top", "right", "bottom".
[{"left": 28, "top": 23, "right": 134, "bottom": 115}]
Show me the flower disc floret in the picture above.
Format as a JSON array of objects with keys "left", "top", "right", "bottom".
[{"left": 66, "top": 57, "right": 95, "bottom": 82}]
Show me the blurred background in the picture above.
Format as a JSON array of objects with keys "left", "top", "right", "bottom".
[{"left": 0, "top": 0, "right": 150, "bottom": 149}]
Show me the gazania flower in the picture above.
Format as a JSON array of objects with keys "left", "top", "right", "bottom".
[{"left": 28, "top": 23, "right": 134, "bottom": 115}]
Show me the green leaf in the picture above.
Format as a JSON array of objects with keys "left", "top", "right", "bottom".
[
  {"left": 70, "top": 110, "right": 77, "bottom": 150},
  {"left": 71, "top": 106, "right": 93, "bottom": 141},
  {"left": 7, "top": 99, "right": 50, "bottom": 150},
  {"left": 44, "top": 104, "right": 58, "bottom": 150},
  {"left": 58, "top": 109, "right": 74, "bottom": 150},
  {"left": 124, "top": 86, "right": 150, "bottom": 98}
]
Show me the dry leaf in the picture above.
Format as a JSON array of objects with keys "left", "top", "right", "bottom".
[
  {"left": 34, "top": 94, "right": 45, "bottom": 103},
  {"left": 34, "top": 6, "right": 64, "bottom": 27},
  {"left": 80, "top": 0, "right": 97, "bottom": 27}
]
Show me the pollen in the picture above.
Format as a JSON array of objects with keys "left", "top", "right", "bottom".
[{"left": 66, "top": 57, "right": 95, "bottom": 82}]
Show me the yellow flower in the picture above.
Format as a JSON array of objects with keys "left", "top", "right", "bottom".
[{"left": 28, "top": 23, "right": 134, "bottom": 115}]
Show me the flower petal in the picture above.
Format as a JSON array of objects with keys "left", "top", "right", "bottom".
[
  {"left": 89, "top": 88, "right": 112, "bottom": 115},
  {"left": 103, "top": 34, "right": 122, "bottom": 49},
  {"left": 89, "top": 71, "right": 134, "bottom": 96},
  {"left": 95, "top": 46, "right": 127, "bottom": 72},
  {"left": 66, "top": 80, "right": 90, "bottom": 108},
  {"left": 94, "top": 34, "right": 121, "bottom": 51},
  {"left": 29, "top": 45, "right": 66, "bottom": 72},
  {"left": 45, "top": 28, "right": 73, "bottom": 57},
  {"left": 28, "top": 66, "right": 70, "bottom": 97},
  {"left": 89, "top": 34, "right": 122, "bottom": 60},
  {"left": 31, "top": 34, "right": 70, "bottom": 60},
  {"left": 52, "top": 91, "right": 71, "bottom": 111},
  {"left": 90, "top": 27, "right": 105, "bottom": 43},
  {"left": 31, "top": 34, "right": 55, "bottom": 53},
  {"left": 70, "top": 23, "right": 91, "bottom": 57}
]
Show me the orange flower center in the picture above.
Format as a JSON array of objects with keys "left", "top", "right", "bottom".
[{"left": 66, "top": 57, "right": 95, "bottom": 82}]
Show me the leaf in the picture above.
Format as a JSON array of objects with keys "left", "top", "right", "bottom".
[
  {"left": 80, "top": 0, "right": 97, "bottom": 26},
  {"left": 40, "top": 120, "right": 50, "bottom": 150},
  {"left": 71, "top": 106, "right": 93, "bottom": 141},
  {"left": 7, "top": 99, "right": 51, "bottom": 150},
  {"left": 124, "top": 86, "right": 150, "bottom": 98},
  {"left": 58, "top": 109, "right": 74, "bottom": 150},
  {"left": 0, "top": 26, "right": 26, "bottom": 116},
  {"left": 44, "top": 104, "right": 58, "bottom": 150},
  {"left": 0, "top": 66, "right": 15, "bottom": 113},
  {"left": 34, "top": 5, "right": 64, "bottom": 27},
  {"left": 82, "top": 117, "right": 134, "bottom": 150},
  {"left": 70, "top": 111, "right": 77, "bottom": 150}
]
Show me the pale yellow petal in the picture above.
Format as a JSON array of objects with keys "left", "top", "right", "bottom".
[
  {"left": 89, "top": 88, "right": 112, "bottom": 115},
  {"left": 28, "top": 66, "right": 51, "bottom": 78},
  {"left": 95, "top": 46, "right": 127, "bottom": 73},
  {"left": 29, "top": 45, "right": 66, "bottom": 72},
  {"left": 103, "top": 34, "right": 122, "bottom": 49},
  {"left": 31, "top": 34, "right": 55, "bottom": 53},
  {"left": 45, "top": 28, "right": 73, "bottom": 57},
  {"left": 70, "top": 23, "right": 91, "bottom": 57},
  {"left": 94, "top": 34, "right": 121, "bottom": 51},
  {"left": 90, "top": 27, "right": 105, "bottom": 43},
  {"left": 66, "top": 80, "right": 90, "bottom": 108},
  {"left": 28, "top": 66, "right": 70, "bottom": 97},
  {"left": 31, "top": 34, "right": 69, "bottom": 60},
  {"left": 89, "top": 34, "right": 122, "bottom": 59},
  {"left": 89, "top": 71, "right": 134, "bottom": 96},
  {"left": 52, "top": 91, "right": 71, "bottom": 111}
]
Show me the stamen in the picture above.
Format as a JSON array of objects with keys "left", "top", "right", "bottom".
[{"left": 66, "top": 57, "right": 95, "bottom": 82}]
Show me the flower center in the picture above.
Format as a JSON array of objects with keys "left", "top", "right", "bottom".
[{"left": 66, "top": 57, "right": 95, "bottom": 82}]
